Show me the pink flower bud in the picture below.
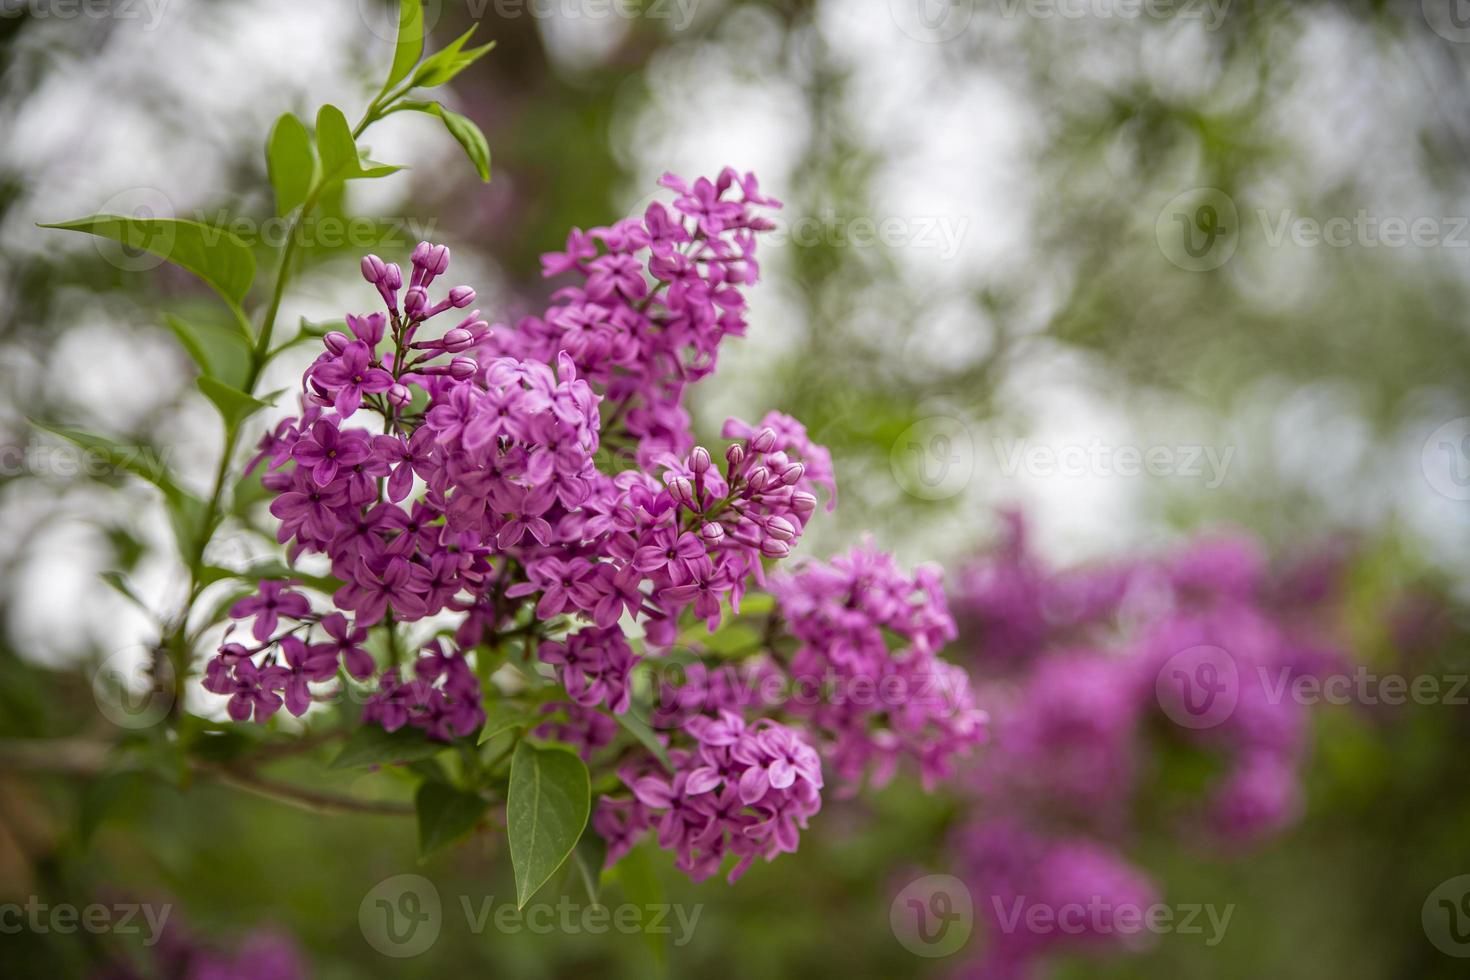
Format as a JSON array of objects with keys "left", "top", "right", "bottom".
[
  {"left": 746, "top": 466, "right": 771, "bottom": 492},
  {"left": 760, "top": 538, "right": 791, "bottom": 560},
  {"left": 725, "top": 443, "right": 745, "bottom": 471},
  {"left": 765, "top": 516, "right": 797, "bottom": 542},
  {"left": 751, "top": 427, "right": 778, "bottom": 454},
  {"left": 667, "top": 476, "right": 696, "bottom": 509},
  {"left": 449, "top": 357, "right": 478, "bottom": 380},
  {"left": 449, "top": 285, "right": 476, "bottom": 308},
  {"left": 780, "top": 462, "right": 805, "bottom": 486},
  {"left": 404, "top": 286, "right": 428, "bottom": 317},
  {"left": 441, "top": 328, "right": 474, "bottom": 352},
  {"left": 700, "top": 522, "right": 726, "bottom": 544},
  {"left": 790, "top": 491, "right": 818, "bottom": 519},
  {"left": 323, "top": 331, "right": 351, "bottom": 355},
  {"left": 360, "top": 254, "right": 386, "bottom": 283},
  {"left": 689, "top": 446, "right": 712, "bottom": 474},
  {"left": 388, "top": 384, "right": 411, "bottom": 407}
]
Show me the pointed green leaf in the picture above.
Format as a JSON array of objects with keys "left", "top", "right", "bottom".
[
  {"left": 396, "top": 101, "right": 490, "bottom": 182},
  {"left": 267, "top": 112, "right": 316, "bottom": 217},
  {"left": 381, "top": 0, "right": 426, "bottom": 98},
  {"left": 571, "top": 827, "right": 608, "bottom": 903},
  {"left": 416, "top": 780, "right": 487, "bottom": 858},
  {"left": 196, "top": 377, "right": 274, "bottom": 432},
  {"left": 330, "top": 724, "right": 445, "bottom": 769},
  {"left": 164, "top": 314, "right": 252, "bottom": 388},
  {"left": 317, "top": 105, "right": 404, "bottom": 190},
  {"left": 100, "top": 570, "right": 149, "bottom": 612},
  {"left": 477, "top": 701, "right": 537, "bottom": 745},
  {"left": 507, "top": 741, "right": 590, "bottom": 908},
  {"left": 40, "top": 215, "right": 255, "bottom": 307},
  {"left": 31, "top": 421, "right": 205, "bottom": 557},
  {"left": 410, "top": 29, "right": 494, "bottom": 89},
  {"left": 614, "top": 709, "right": 673, "bottom": 772}
]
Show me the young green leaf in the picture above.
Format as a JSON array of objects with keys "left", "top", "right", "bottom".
[
  {"left": 409, "top": 29, "right": 495, "bottom": 89},
  {"left": 507, "top": 741, "right": 590, "bottom": 908},
  {"left": 415, "top": 781, "right": 487, "bottom": 858},
  {"left": 316, "top": 105, "right": 404, "bottom": 190},
  {"left": 570, "top": 827, "right": 608, "bottom": 903},
  {"left": 330, "top": 724, "right": 445, "bottom": 769},
  {"left": 477, "top": 701, "right": 537, "bottom": 745},
  {"left": 409, "top": 102, "right": 490, "bottom": 182},
  {"left": 40, "top": 215, "right": 255, "bottom": 308},
  {"left": 196, "top": 377, "right": 275, "bottom": 432},
  {"left": 163, "top": 314, "right": 253, "bottom": 388},
  {"left": 267, "top": 113, "right": 316, "bottom": 217},
  {"left": 380, "top": 0, "right": 426, "bottom": 99},
  {"left": 614, "top": 709, "right": 674, "bottom": 772}
]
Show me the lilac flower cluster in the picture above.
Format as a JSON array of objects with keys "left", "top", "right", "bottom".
[
  {"left": 947, "top": 512, "right": 1349, "bottom": 977},
  {"left": 771, "top": 542, "right": 987, "bottom": 790},
  {"left": 593, "top": 710, "right": 822, "bottom": 883},
  {"left": 206, "top": 171, "right": 977, "bottom": 885}
]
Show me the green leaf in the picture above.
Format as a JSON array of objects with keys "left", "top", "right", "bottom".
[
  {"left": 405, "top": 102, "right": 490, "bottom": 182},
  {"left": 40, "top": 214, "right": 255, "bottom": 307},
  {"left": 507, "top": 741, "right": 590, "bottom": 908},
  {"left": 267, "top": 113, "right": 316, "bottom": 217},
  {"left": 30, "top": 422, "right": 204, "bottom": 555},
  {"left": 330, "top": 724, "right": 445, "bottom": 770},
  {"left": 612, "top": 845, "right": 668, "bottom": 967},
  {"left": 571, "top": 827, "right": 608, "bottom": 903},
  {"left": 409, "top": 29, "right": 495, "bottom": 89},
  {"left": 415, "top": 780, "right": 486, "bottom": 858},
  {"left": 316, "top": 105, "right": 404, "bottom": 190},
  {"left": 614, "top": 710, "right": 673, "bottom": 773},
  {"left": 163, "top": 314, "right": 252, "bottom": 388},
  {"left": 196, "top": 377, "right": 275, "bottom": 432},
  {"left": 477, "top": 701, "right": 537, "bottom": 745},
  {"left": 99, "top": 570, "right": 148, "bottom": 611},
  {"left": 381, "top": 0, "right": 426, "bottom": 98}
]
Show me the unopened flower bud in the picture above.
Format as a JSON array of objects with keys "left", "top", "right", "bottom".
[
  {"left": 746, "top": 465, "right": 771, "bottom": 492},
  {"left": 388, "top": 384, "right": 411, "bottom": 407},
  {"left": 667, "top": 476, "right": 696, "bottom": 509},
  {"left": 404, "top": 286, "right": 428, "bottom": 317},
  {"left": 780, "top": 461, "right": 805, "bottom": 486},
  {"left": 751, "top": 427, "right": 778, "bottom": 454},
  {"left": 790, "top": 491, "right": 818, "bottom": 519},
  {"left": 700, "top": 522, "right": 725, "bottom": 545},
  {"left": 449, "top": 285, "right": 476, "bottom": 308},
  {"left": 689, "top": 446, "right": 712, "bottom": 474},
  {"left": 760, "top": 538, "right": 791, "bottom": 560},
  {"left": 441, "top": 327, "right": 474, "bottom": 352},
  {"left": 725, "top": 443, "right": 745, "bottom": 470},
  {"left": 765, "top": 516, "right": 797, "bottom": 542},
  {"left": 449, "top": 357, "right": 478, "bottom": 380},
  {"left": 323, "top": 331, "right": 351, "bottom": 355}
]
